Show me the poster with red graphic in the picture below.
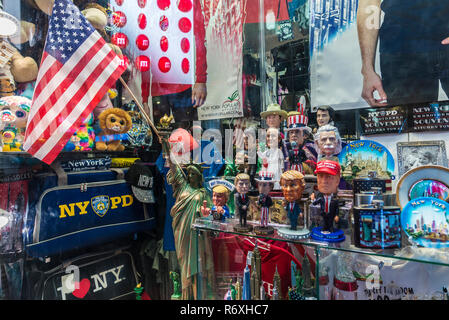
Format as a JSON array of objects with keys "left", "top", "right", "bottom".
[
  {"left": 113, "top": 0, "right": 195, "bottom": 85},
  {"left": 197, "top": 0, "right": 245, "bottom": 120}
]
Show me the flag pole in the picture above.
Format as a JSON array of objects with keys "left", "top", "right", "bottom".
[
  {"left": 119, "top": 76, "right": 188, "bottom": 180},
  {"left": 119, "top": 77, "right": 161, "bottom": 141}
]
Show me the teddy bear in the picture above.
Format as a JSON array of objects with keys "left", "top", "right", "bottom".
[
  {"left": 95, "top": 107, "right": 132, "bottom": 152},
  {"left": 0, "top": 39, "right": 39, "bottom": 97},
  {"left": 0, "top": 1, "right": 39, "bottom": 99}
]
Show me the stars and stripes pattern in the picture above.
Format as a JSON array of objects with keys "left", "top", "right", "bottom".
[
  {"left": 290, "top": 149, "right": 304, "bottom": 172},
  {"left": 23, "top": 0, "right": 125, "bottom": 164},
  {"left": 287, "top": 113, "right": 309, "bottom": 128},
  {"left": 260, "top": 207, "right": 269, "bottom": 227},
  {"left": 256, "top": 171, "right": 275, "bottom": 181}
]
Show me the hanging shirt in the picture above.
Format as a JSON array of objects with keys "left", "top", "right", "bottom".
[
  {"left": 211, "top": 234, "right": 303, "bottom": 299},
  {"left": 379, "top": 0, "right": 449, "bottom": 54},
  {"left": 141, "top": 0, "right": 207, "bottom": 100}
]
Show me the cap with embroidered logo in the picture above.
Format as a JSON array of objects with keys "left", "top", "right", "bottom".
[
  {"left": 314, "top": 160, "right": 341, "bottom": 176},
  {"left": 125, "top": 162, "right": 155, "bottom": 203}
]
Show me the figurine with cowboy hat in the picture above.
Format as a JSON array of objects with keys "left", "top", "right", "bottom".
[{"left": 260, "top": 103, "right": 288, "bottom": 129}]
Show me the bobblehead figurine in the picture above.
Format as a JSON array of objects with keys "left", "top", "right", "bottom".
[
  {"left": 257, "top": 127, "right": 284, "bottom": 190},
  {"left": 310, "top": 160, "right": 345, "bottom": 242},
  {"left": 277, "top": 170, "right": 311, "bottom": 240},
  {"left": 285, "top": 101, "right": 317, "bottom": 174},
  {"left": 254, "top": 171, "right": 276, "bottom": 235},
  {"left": 201, "top": 183, "right": 231, "bottom": 221},
  {"left": 260, "top": 103, "right": 288, "bottom": 129},
  {"left": 314, "top": 124, "right": 342, "bottom": 162},
  {"left": 233, "top": 173, "right": 253, "bottom": 232}
]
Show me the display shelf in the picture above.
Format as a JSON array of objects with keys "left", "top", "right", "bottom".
[{"left": 193, "top": 217, "right": 449, "bottom": 268}]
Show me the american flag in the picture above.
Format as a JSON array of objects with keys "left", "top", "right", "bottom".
[{"left": 23, "top": 0, "right": 125, "bottom": 164}]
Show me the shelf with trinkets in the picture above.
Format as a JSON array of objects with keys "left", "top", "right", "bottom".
[
  {"left": 193, "top": 203, "right": 449, "bottom": 300},
  {"left": 193, "top": 211, "right": 449, "bottom": 269},
  {"left": 194, "top": 130, "right": 449, "bottom": 273}
]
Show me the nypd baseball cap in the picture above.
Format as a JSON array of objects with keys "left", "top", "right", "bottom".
[
  {"left": 125, "top": 162, "right": 155, "bottom": 203},
  {"left": 314, "top": 160, "right": 341, "bottom": 176}
]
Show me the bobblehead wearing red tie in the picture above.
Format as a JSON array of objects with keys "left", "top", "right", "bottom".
[{"left": 310, "top": 160, "right": 343, "bottom": 233}]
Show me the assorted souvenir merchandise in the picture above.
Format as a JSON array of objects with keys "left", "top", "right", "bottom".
[{"left": 0, "top": 0, "right": 448, "bottom": 303}]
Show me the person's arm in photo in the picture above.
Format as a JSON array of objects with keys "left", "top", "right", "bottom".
[
  {"left": 192, "top": 0, "right": 208, "bottom": 108},
  {"left": 357, "top": 0, "right": 387, "bottom": 107}
]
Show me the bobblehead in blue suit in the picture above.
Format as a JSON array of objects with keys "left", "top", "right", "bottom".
[
  {"left": 285, "top": 202, "right": 302, "bottom": 230},
  {"left": 310, "top": 160, "right": 345, "bottom": 242},
  {"left": 280, "top": 170, "right": 306, "bottom": 231}
]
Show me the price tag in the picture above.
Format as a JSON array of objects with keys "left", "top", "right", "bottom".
[{"left": 0, "top": 41, "right": 15, "bottom": 68}]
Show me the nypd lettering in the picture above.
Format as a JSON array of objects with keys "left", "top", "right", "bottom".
[{"left": 59, "top": 194, "right": 134, "bottom": 218}]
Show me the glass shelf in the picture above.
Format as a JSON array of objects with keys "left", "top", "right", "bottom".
[{"left": 193, "top": 217, "right": 449, "bottom": 268}]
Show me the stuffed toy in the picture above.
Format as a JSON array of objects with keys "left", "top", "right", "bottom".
[
  {"left": 1, "top": 125, "right": 22, "bottom": 152},
  {"left": 63, "top": 113, "right": 96, "bottom": 151},
  {"left": 0, "top": 41, "right": 38, "bottom": 97},
  {"left": 0, "top": 96, "right": 31, "bottom": 151},
  {"left": 122, "top": 101, "right": 152, "bottom": 148},
  {"left": 96, "top": 107, "right": 132, "bottom": 152}
]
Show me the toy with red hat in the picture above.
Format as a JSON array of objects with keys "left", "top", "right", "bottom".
[
  {"left": 310, "top": 159, "right": 345, "bottom": 242},
  {"left": 315, "top": 159, "right": 341, "bottom": 176}
]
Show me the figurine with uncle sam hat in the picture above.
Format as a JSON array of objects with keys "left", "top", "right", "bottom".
[{"left": 254, "top": 170, "right": 276, "bottom": 235}]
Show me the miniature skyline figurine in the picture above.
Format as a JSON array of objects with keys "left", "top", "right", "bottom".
[
  {"left": 242, "top": 264, "right": 251, "bottom": 300},
  {"left": 301, "top": 255, "right": 315, "bottom": 297},
  {"left": 273, "top": 265, "right": 281, "bottom": 300}
]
